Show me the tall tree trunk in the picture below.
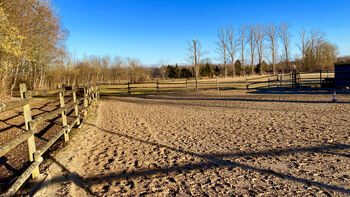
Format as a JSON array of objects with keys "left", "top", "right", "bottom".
[
  {"left": 10, "top": 63, "right": 20, "bottom": 97},
  {"left": 224, "top": 63, "right": 227, "bottom": 78}
]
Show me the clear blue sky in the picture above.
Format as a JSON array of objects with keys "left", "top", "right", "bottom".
[{"left": 53, "top": 0, "right": 350, "bottom": 65}]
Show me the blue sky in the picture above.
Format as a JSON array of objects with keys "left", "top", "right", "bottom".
[{"left": 53, "top": 0, "right": 350, "bottom": 65}]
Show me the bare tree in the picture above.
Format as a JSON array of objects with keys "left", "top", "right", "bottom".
[
  {"left": 127, "top": 58, "right": 149, "bottom": 83},
  {"left": 216, "top": 25, "right": 229, "bottom": 77},
  {"left": 309, "top": 29, "right": 325, "bottom": 68},
  {"left": 248, "top": 24, "right": 256, "bottom": 74},
  {"left": 227, "top": 26, "right": 238, "bottom": 77},
  {"left": 238, "top": 24, "right": 248, "bottom": 74},
  {"left": 187, "top": 40, "right": 204, "bottom": 90},
  {"left": 278, "top": 22, "right": 291, "bottom": 72},
  {"left": 128, "top": 58, "right": 138, "bottom": 83},
  {"left": 297, "top": 28, "right": 308, "bottom": 70},
  {"left": 111, "top": 56, "right": 124, "bottom": 83},
  {"left": 318, "top": 40, "right": 338, "bottom": 70},
  {"left": 297, "top": 28, "right": 336, "bottom": 71},
  {"left": 255, "top": 24, "right": 265, "bottom": 75},
  {"left": 297, "top": 28, "right": 325, "bottom": 71},
  {"left": 266, "top": 23, "right": 278, "bottom": 74}
]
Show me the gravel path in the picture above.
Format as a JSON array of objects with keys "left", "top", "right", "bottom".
[{"left": 34, "top": 90, "right": 350, "bottom": 196}]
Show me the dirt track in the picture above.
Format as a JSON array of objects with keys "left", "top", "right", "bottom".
[{"left": 34, "top": 90, "right": 350, "bottom": 196}]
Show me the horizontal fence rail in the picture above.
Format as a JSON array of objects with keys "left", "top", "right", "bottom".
[
  {"left": 0, "top": 83, "right": 100, "bottom": 196},
  {"left": 99, "top": 78, "right": 248, "bottom": 94},
  {"left": 244, "top": 70, "right": 347, "bottom": 90},
  {"left": 0, "top": 98, "right": 33, "bottom": 113}
]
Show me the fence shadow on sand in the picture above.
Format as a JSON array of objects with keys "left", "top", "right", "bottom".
[
  {"left": 33, "top": 123, "right": 350, "bottom": 196},
  {"left": 248, "top": 87, "right": 349, "bottom": 95},
  {"left": 105, "top": 94, "right": 350, "bottom": 105}
]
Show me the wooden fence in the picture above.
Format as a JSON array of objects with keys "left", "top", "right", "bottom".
[
  {"left": 99, "top": 78, "right": 248, "bottom": 95},
  {"left": 245, "top": 71, "right": 339, "bottom": 89},
  {"left": 100, "top": 75, "right": 292, "bottom": 94},
  {"left": 100, "top": 71, "right": 337, "bottom": 94},
  {"left": 245, "top": 74, "right": 292, "bottom": 89},
  {"left": 0, "top": 83, "right": 100, "bottom": 196}
]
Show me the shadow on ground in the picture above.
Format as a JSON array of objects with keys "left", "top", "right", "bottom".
[
  {"left": 34, "top": 123, "right": 350, "bottom": 196},
  {"left": 103, "top": 94, "right": 350, "bottom": 106},
  {"left": 248, "top": 87, "right": 350, "bottom": 95}
]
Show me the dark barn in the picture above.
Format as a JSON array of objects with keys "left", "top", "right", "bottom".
[{"left": 335, "top": 62, "right": 350, "bottom": 88}]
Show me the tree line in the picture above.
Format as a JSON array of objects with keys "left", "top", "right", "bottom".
[
  {"left": 213, "top": 23, "right": 338, "bottom": 78},
  {"left": 0, "top": 0, "right": 67, "bottom": 97},
  {"left": 162, "top": 60, "right": 267, "bottom": 79},
  {"left": 0, "top": 1, "right": 342, "bottom": 97}
]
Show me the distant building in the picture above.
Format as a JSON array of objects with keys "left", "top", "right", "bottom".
[{"left": 334, "top": 62, "right": 350, "bottom": 88}]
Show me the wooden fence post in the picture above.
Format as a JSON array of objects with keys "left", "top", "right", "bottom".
[
  {"left": 98, "top": 86, "right": 100, "bottom": 98},
  {"left": 90, "top": 86, "right": 94, "bottom": 105},
  {"left": 96, "top": 86, "right": 99, "bottom": 99},
  {"left": 280, "top": 75, "right": 283, "bottom": 87},
  {"left": 195, "top": 80, "right": 198, "bottom": 92},
  {"left": 19, "top": 83, "right": 39, "bottom": 178},
  {"left": 156, "top": 81, "right": 159, "bottom": 95},
  {"left": 58, "top": 84, "right": 69, "bottom": 142},
  {"left": 275, "top": 75, "right": 278, "bottom": 87},
  {"left": 128, "top": 82, "right": 131, "bottom": 94},
  {"left": 320, "top": 70, "right": 322, "bottom": 86},
  {"left": 88, "top": 85, "right": 92, "bottom": 105},
  {"left": 20, "top": 84, "right": 31, "bottom": 131},
  {"left": 91, "top": 86, "right": 96, "bottom": 105},
  {"left": 84, "top": 88, "right": 88, "bottom": 117},
  {"left": 216, "top": 76, "right": 219, "bottom": 91},
  {"left": 72, "top": 84, "right": 80, "bottom": 125},
  {"left": 186, "top": 80, "right": 188, "bottom": 92},
  {"left": 245, "top": 77, "right": 249, "bottom": 90},
  {"left": 268, "top": 77, "right": 270, "bottom": 88},
  {"left": 94, "top": 86, "right": 98, "bottom": 103}
]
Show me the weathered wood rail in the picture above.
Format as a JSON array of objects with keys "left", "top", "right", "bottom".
[
  {"left": 245, "top": 71, "right": 340, "bottom": 90},
  {"left": 0, "top": 83, "right": 100, "bottom": 197},
  {"left": 246, "top": 75, "right": 279, "bottom": 90},
  {"left": 245, "top": 74, "right": 295, "bottom": 90},
  {"left": 99, "top": 78, "right": 247, "bottom": 95}
]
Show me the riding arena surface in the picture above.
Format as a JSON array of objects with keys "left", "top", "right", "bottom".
[{"left": 34, "top": 90, "right": 350, "bottom": 196}]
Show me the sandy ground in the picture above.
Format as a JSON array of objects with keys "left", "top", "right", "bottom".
[{"left": 34, "top": 90, "right": 350, "bottom": 196}]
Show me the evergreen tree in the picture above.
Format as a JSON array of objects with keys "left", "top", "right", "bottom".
[
  {"left": 234, "top": 60, "right": 242, "bottom": 76},
  {"left": 200, "top": 63, "right": 214, "bottom": 77},
  {"left": 180, "top": 67, "right": 192, "bottom": 78}
]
